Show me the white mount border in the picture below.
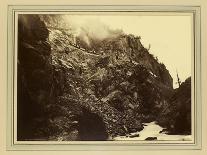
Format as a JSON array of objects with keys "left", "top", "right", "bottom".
[{"left": 6, "top": 5, "right": 201, "bottom": 150}]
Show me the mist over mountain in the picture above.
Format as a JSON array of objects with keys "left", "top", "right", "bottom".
[{"left": 17, "top": 14, "right": 191, "bottom": 141}]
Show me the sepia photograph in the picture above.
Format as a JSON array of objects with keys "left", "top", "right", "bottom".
[
  {"left": 16, "top": 12, "right": 194, "bottom": 142},
  {"left": 0, "top": 0, "right": 206, "bottom": 153}
]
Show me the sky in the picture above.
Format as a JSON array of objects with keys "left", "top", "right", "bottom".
[{"left": 64, "top": 13, "right": 193, "bottom": 88}]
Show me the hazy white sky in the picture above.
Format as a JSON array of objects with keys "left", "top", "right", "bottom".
[{"left": 65, "top": 13, "right": 192, "bottom": 88}]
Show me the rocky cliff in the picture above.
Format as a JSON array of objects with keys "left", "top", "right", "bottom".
[
  {"left": 157, "top": 77, "right": 191, "bottom": 134},
  {"left": 18, "top": 14, "right": 54, "bottom": 140},
  {"left": 17, "top": 14, "right": 191, "bottom": 141}
]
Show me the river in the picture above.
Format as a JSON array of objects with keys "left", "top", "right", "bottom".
[{"left": 113, "top": 121, "right": 192, "bottom": 141}]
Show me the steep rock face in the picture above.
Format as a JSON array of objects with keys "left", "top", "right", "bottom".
[
  {"left": 157, "top": 77, "right": 191, "bottom": 134},
  {"left": 101, "top": 34, "right": 173, "bottom": 89},
  {"left": 18, "top": 15, "right": 84, "bottom": 140},
  {"left": 17, "top": 14, "right": 54, "bottom": 140},
  {"left": 80, "top": 33, "right": 174, "bottom": 122},
  {"left": 41, "top": 24, "right": 146, "bottom": 138}
]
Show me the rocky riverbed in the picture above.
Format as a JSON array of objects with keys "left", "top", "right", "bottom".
[{"left": 114, "top": 121, "right": 192, "bottom": 141}]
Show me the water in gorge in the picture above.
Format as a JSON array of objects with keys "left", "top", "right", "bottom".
[{"left": 113, "top": 121, "right": 192, "bottom": 141}]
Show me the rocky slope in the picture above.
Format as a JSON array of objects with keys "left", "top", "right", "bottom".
[{"left": 17, "top": 14, "right": 191, "bottom": 141}]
